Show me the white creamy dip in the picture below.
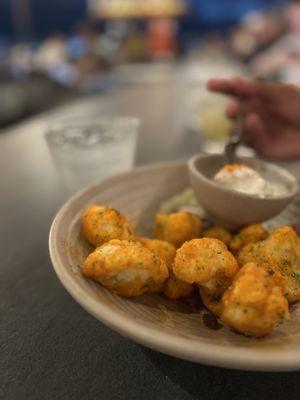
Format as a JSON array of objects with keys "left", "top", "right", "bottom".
[{"left": 213, "top": 164, "right": 285, "bottom": 198}]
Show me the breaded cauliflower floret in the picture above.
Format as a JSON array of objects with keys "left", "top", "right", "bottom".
[
  {"left": 164, "top": 272, "right": 194, "bottom": 300},
  {"left": 238, "top": 226, "right": 300, "bottom": 302},
  {"left": 82, "top": 205, "right": 133, "bottom": 247},
  {"left": 199, "top": 287, "right": 222, "bottom": 316},
  {"left": 202, "top": 226, "right": 232, "bottom": 246},
  {"left": 238, "top": 241, "right": 266, "bottom": 267},
  {"left": 230, "top": 224, "right": 269, "bottom": 254},
  {"left": 135, "top": 237, "right": 176, "bottom": 270},
  {"left": 221, "top": 262, "right": 290, "bottom": 337},
  {"left": 153, "top": 211, "right": 203, "bottom": 248},
  {"left": 134, "top": 237, "right": 189, "bottom": 298},
  {"left": 82, "top": 239, "right": 169, "bottom": 297},
  {"left": 173, "top": 238, "right": 239, "bottom": 296}
]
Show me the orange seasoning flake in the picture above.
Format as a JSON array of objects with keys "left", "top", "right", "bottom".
[{"left": 223, "top": 163, "right": 250, "bottom": 173}]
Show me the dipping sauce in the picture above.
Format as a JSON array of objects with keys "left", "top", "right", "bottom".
[{"left": 213, "top": 164, "right": 285, "bottom": 198}]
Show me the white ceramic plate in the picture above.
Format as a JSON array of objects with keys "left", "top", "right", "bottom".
[{"left": 49, "top": 162, "right": 300, "bottom": 371}]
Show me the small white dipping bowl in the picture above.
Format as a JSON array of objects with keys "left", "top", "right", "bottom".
[{"left": 189, "top": 154, "right": 299, "bottom": 229}]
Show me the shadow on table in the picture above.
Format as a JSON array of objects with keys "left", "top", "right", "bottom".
[{"left": 142, "top": 347, "right": 300, "bottom": 400}]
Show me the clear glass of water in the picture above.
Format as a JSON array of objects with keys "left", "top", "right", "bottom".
[{"left": 45, "top": 117, "right": 139, "bottom": 193}]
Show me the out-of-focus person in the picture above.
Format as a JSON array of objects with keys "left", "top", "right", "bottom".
[
  {"left": 229, "top": 10, "right": 286, "bottom": 63},
  {"left": 34, "top": 33, "right": 67, "bottom": 74},
  {"left": 248, "top": 3, "right": 300, "bottom": 84},
  {"left": 9, "top": 43, "right": 34, "bottom": 78}
]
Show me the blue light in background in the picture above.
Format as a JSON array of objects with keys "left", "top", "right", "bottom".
[{"left": 186, "top": 0, "right": 285, "bottom": 23}]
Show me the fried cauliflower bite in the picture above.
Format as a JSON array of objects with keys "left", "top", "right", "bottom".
[
  {"left": 238, "top": 241, "right": 266, "bottom": 267},
  {"left": 135, "top": 237, "right": 176, "bottom": 270},
  {"left": 82, "top": 239, "right": 169, "bottom": 297},
  {"left": 82, "top": 205, "right": 133, "bottom": 247},
  {"left": 202, "top": 226, "right": 232, "bottom": 246},
  {"left": 173, "top": 238, "right": 239, "bottom": 297},
  {"left": 238, "top": 226, "right": 300, "bottom": 303},
  {"left": 153, "top": 211, "right": 203, "bottom": 248},
  {"left": 133, "top": 237, "right": 191, "bottom": 298},
  {"left": 230, "top": 224, "right": 269, "bottom": 254},
  {"left": 221, "top": 262, "right": 290, "bottom": 337},
  {"left": 164, "top": 272, "right": 194, "bottom": 300},
  {"left": 199, "top": 287, "right": 222, "bottom": 316}
]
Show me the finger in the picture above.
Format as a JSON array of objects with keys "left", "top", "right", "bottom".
[
  {"left": 252, "top": 79, "right": 289, "bottom": 102},
  {"left": 242, "top": 110, "right": 300, "bottom": 159},
  {"left": 243, "top": 113, "right": 268, "bottom": 151},
  {"left": 263, "top": 84, "right": 300, "bottom": 123},
  {"left": 244, "top": 113, "right": 265, "bottom": 137},
  {"left": 227, "top": 97, "right": 262, "bottom": 120},
  {"left": 231, "top": 78, "right": 286, "bottom": 101},
  {"left": 207, "top": 76, "right": 258, "bottom": 98},
  {"left": 226, "top": 100, "right": 240, "bottom": 119},
  {"left": 207, "top": 76, "right": 292, "bottom": 105},
  {"left": 207, "top": 77, "right": 249, "bottom": 97},
  {"left": 206, "top": 78, "right": 236, "bottom": 95}
]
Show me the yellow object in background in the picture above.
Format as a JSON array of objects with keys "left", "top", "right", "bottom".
[
  {"left": 199, "top": 93, "right": 231, "bottom": 140},
  {"left": 90, "top": 0, "right": 186, "bottom": 19}
]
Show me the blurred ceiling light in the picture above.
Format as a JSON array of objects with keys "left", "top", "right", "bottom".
[{"left": 88, "top": 0, "right": 186, "bottom": 19}]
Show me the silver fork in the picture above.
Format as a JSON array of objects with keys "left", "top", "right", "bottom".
[{"left": 224, "top": 108, "right": 244, "bottom": 165}]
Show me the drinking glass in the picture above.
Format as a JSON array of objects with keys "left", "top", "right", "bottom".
[{"left": 45, "top": 117, "right": 139, "bottom": 193}]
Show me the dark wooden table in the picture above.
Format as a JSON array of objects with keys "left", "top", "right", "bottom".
[{"left": 2, "top": 78, "right": 300, "bottom": 400}]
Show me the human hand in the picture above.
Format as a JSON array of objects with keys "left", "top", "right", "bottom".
[{"left": 207, "top": 77, "right": 300, "bottom": 160}]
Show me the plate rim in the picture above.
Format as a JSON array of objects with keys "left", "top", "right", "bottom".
[{"left": 49, "top": 161, "right": 300, "bottom": 372}]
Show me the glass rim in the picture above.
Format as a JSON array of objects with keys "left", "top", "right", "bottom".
[
  {"left": 44, "top": 116, "right": 139, "bottom": 147},
  {"left": 45, "top": 116, "right": 140, "bottom": 134}
]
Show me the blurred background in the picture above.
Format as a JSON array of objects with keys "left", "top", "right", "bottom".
[{"left": 1, "top": 0, "right": 300, "bottom": 152}]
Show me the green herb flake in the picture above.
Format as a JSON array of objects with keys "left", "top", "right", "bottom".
[
  {"left": 291, "top": 272, "right": 300, "bottom": 281},
  {"left": 209, "top": 294, "right": 222, "bottom": 303},
  {"left": 277, "top": 313, "right": 285, "bottom": 325},
  {"left": 282, "top": 259, "right": 291, "bottom": 267}
]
